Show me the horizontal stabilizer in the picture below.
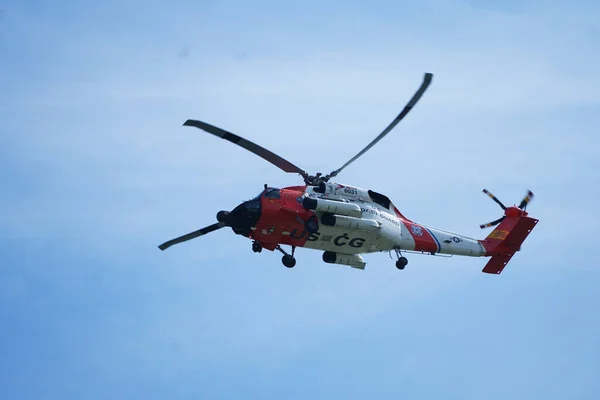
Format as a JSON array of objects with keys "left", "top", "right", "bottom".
[
  {"left": 502, "top": 216, "right": 538, "bottom": 252},
  {"left": 482, "top": 253, "right": 514, "bottom": 274},
  {"left": 481, "top": 216, "right": 538, "bottom": 274}
]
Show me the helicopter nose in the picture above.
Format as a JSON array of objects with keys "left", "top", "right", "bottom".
[
  {"left": 226, "top": 199, "right": 262, "bottom": 235},
  {"left": 216, "top": 210, "right": 232, "bottom": 224}
]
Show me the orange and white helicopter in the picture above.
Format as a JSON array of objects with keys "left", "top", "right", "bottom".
[{"left": 159, "top": 73, "right": 538, "bottom": 274}]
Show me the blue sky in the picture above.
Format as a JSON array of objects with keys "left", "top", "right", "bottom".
[{"left": 1, "top": 0, "right": 599, "bottom": 398}]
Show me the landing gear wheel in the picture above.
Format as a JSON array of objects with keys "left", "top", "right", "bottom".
[
  {"left": 282, "top": 255, "right": 296, "bottom": 268},
  {"left": 277, "top": 245, "right": 297, "bottom": 268},
  {"left": 305, "top": 216, "right": 319, "bottom": 234},
  {"left": 395, "top": 256, "right": 408, "bottom": 270},
  {"left": 252, "top": 241, "right": 262, "bottom": 253}
]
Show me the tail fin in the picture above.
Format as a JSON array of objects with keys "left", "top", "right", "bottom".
[{"left": 478, "top": 189, "right": 539, "bottom": 274}]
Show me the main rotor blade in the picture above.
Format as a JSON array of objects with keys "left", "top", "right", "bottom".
[
  {"left": 324, "top": 72, "right": 433, "bottom": 180},
  {"left": 158, "top": 222, "right": 225, "bottom": 251},
  {"left": 183, "top": 119, "right": 308, "bottom": 177}
]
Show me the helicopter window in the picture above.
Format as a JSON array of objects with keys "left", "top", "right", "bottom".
[
  {"left": 245, "top": 198, "right": 261, "bottom": 212},
  {"left": 264, "top": 187, "right": 281, "bottom": 199},
  {"left": 368, "top": 190, "right": 391, "bottom": 209},
  {"left": 249, "top": 191, "right": 263, "bottom": 201}
]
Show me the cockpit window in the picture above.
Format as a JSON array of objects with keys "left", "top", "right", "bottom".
[
  {"left": 249, "top": 191, "right": 263, "bottom": 201},
  {"left": 245, "top": 198, "right": 261, "bottom": 212},
  {"left": 264, "top": 187, "right": 281, "bottom": 199},
  {"left": 368, "top": 190, "right": 392, "bottom": 209}
]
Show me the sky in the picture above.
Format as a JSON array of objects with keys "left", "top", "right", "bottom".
[{"left": 1, "top": 0, "right": 599, "bottom": 398}]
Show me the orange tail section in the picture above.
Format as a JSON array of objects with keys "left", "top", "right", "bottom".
[{"left": 478, "top": 207, "right": 539, "bottom": 274}]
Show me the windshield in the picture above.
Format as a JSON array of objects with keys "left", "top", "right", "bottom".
[
  {"left": 249, "top": 191, "right": 263, "bottom": 201},
  {"left": 245, "top": 198, "right": 261, "bottom": 212},
  {"left": 264, "top": 187, "right": 281, "bottom": 199},
  {"left": 248, "top": 187, "right": 280, "bottom": 201}
]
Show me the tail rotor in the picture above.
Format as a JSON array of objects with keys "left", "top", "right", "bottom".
[
  {"left": 518, "top": 190, "right": 534, "bottom": 210},
  {"left": 482, "top": 189, "right": 507, "bottom": 210},
  {"left": 479, "top": 189, "right": 535, "bottom": 229}
]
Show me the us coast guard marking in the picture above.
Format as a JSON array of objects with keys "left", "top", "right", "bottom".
[
  {"left": 380, "top": 213, "right": 400, "bottom": 226},
  {"left": 290, "top": 229, "right": 366, "bottom": 248},
  {"left": 411, "top": 225, "right": 424, "bottom": 236},
  {"left": 333, "top": 233, "right": 365, "bottom": 248},
  {"left": 361, "top": 207, "right": 378, "bottom": 215}
]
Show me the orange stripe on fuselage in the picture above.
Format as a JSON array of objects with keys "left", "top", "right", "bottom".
[
  {"left": 403, "top": 220, "right": 439, "bottom": 253},
  {"left": 394, "top": 206, "right": 438, "bottom": 253}
]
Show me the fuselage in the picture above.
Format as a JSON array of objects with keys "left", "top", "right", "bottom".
[{"left": 231, "top": 182, "right": 486, "bottom": 262}]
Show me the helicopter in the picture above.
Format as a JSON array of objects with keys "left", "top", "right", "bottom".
[{"left": 158, "top": 73, "right": 538, "bottom": 274}]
